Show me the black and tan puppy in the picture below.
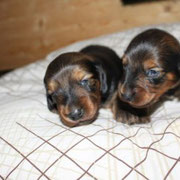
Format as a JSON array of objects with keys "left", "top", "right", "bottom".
[
  {"left": 44, "top": 45, "right": 123, "bottom": 127},
  {"left": 114, "top": 28, "right": 180, "bottom": 124}
]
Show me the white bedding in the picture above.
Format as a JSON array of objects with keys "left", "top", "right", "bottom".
[{"left": 0, "top": 23, "right": 180, "bottom": 180}]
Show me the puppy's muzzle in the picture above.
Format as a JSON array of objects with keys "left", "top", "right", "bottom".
[
  {"left": 67, "top": 107, "right": 84, "bottom": 121},
  {"left": 120, "top": 84, "right": 135, "bottom": 102}
]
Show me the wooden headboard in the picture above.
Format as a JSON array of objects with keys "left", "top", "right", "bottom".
[{"left": 0, "top": 0, "right": 180, "bottom": 70}]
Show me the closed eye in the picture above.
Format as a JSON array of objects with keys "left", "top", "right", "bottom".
[
  {"left": 79, "top": 79, "right": 89, "bottom": 87},
  {"left": 79, "top": 78, "right": 97, "bottom": 92},
  {"left": 146, "top": 68, "right": 161, "bottom": 79},
  {"left": 146, "top": 68, "right": 165, "bottom": 84}
]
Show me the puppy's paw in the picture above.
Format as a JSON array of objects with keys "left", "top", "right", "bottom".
[
  {"left": 110, "top": 95, "right": 150, "bottom": 125},
  {"left": 114, "top": 108, "right": 150, "bottom": 125}
]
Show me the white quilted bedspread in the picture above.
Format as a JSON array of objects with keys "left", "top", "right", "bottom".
[{"left": 0, "top": 24, "right": 180, "bottom": 180}]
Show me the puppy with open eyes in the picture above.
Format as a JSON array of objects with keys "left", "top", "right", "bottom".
[
  {"left": 44, "top": 45, "right": 123, "bottom": 127},
  {"left": 112, "top": 28, "right": 180, "bottom": 124}
]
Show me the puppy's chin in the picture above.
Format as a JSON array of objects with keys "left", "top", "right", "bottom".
[
  {"left": 59, "top": 111, "right": 99, "bottom": 127},
  {"left": 128, "top": 99, "right": 156, "bottom": 108}
]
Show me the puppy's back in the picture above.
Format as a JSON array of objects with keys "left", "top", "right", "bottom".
[
  {"left": 80, "top": 45, "right": 123, "bottom": 76},
  {"left": 81, "top": 45, "right": 120, "bottom": 64}
]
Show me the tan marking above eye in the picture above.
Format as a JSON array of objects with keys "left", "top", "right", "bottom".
[
  {"left": 82, "top": 73, "right": 93, "bottom": 80},
  {"left": 148, "top": 67, "right": 164, "bottom": 72},
  {"left": 48, "top": 80, "right": 58, "bottom": 93},
  {"left": 144, "top": 59, "right": 158, "bottom": 69},
  {"left": 72, "top": 68, "right": 86, "bottom": 81},
  {"left": 122, "top": 56, "right": 128, "bottom": 65},
  {"left": 72, "top": 67, "right": 93, "bottom": 81}
]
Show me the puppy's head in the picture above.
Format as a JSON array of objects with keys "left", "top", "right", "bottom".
[
  {"left": 119, "top": 29, "right": 180, "bottom": 108},
  {"left": 44, "top": 52, "right": 101, "bottom": 127}
]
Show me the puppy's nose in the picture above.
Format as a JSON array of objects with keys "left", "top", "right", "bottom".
[
  {"left": 121, "top": 91, "right": 135, "bottom": 102},
  {"left": 68, "top": 108, "right": 84, "bottom": 121}
]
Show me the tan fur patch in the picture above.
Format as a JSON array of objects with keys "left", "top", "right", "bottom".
[
  {"left": 48, "top": 80, "right": 58, "bottom": 93},
  {"left": 143, "top": 59, "right": 158, "bottom": 69},
  {"left": 166, "top": 72, "right": 176, "bottom": 81},
  {"left": 122, "top": 56, "right": 128, "bottom": 65},
  {"left": 72, "top": 67, "right": 93, "bottom": 81}
]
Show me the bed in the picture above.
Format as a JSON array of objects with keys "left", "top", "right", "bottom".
[{"left": 0, "top": 23, "right": 180, "bottom": 180}]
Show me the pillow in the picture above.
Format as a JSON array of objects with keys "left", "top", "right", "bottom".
[{"left": 0, "top": 23, "right": 180, "bottom": 179}]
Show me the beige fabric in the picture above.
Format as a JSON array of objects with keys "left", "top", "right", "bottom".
[{"left": 0, "top": 23, "right": 180, "bottom": 179}]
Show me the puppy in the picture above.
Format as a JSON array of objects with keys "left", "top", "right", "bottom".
[
  {"left": 44, "top": 45, "right": 123, "bottom": 127},
  {"left": 114, "top": 28, "right": 180, "bottom": 124}
]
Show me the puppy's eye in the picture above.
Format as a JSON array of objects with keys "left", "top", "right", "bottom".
[
  {"left": 146, "top": 69, "right": 160, "bottom": 78},
  {"left": 80, "top": 79, "right": 89, "bottom": 86}
]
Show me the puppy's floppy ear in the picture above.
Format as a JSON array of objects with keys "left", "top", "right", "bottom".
[
  {"left": 95, "top": 64, "right": 108, "bottom": 94},
  {"left": 44, "top": 77, "right": 58, "bottom": 112},
  {"left": 46, "top": 93, "right": 57, "bottom": 112},
  {"left": 44, "top": 81, "right": 57, "bottom": 112}
]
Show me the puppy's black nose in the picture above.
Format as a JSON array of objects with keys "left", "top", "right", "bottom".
[
  {"left": 121, "top": 91, "right": 135, "bottom": 102},
  {"left": 68, "top": 108, "right": 84, "bottom": 121}
]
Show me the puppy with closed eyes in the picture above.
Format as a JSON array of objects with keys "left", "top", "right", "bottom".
[
  {"left": 113, "top": 28, "right": 180, "bottom": 124},
  {"left": 44, "top": 45, "right": 123, "bottom": 127}
]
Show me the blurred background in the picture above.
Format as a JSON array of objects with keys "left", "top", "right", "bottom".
[{"left": 0, "top": 0, "right": 180, "bottom": 73}]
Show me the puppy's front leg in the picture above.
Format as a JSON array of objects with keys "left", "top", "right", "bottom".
[{"left": 111, "top": 94, "right": 150, "bottom": 125}]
